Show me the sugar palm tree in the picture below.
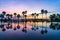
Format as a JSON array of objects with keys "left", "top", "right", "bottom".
[
  {"left": 6, "top": 14, "right": 11, "bottom": 22},
  {"left": 31, "top": 13, "right": 35, "bottom": 19},
  {"left": 2, "top": 11, "right": 6, "bottom": 16},
  {"left": 34, "top": 13, "right": 36, "bottom": 19},
  {"left": 9, "top": 14, "right": 13, "bottom": 22},
  {"left": 1, "top": 11, "right": 6, "bottom": 20},
  {"left": 24, "top": 15, "right": 27, "bottom": 19},
  {"left": 41, "top": 9, "right": 44, "bottom": 20},
  {"left": 24, "top": 15, "right": 27, "bottom": 22},
  {"left": 22, "top": 11, "right": 27, "bottom": 19},
  {"left": 22, "top": 11, "right": 25, "bottom": 16},
  {"left": 17, "top": 14, "right": 21, "bottom": 22},
  {"left": 14, "top": 13, "right": 17, "bottom": 19},
  {"left": 36, "top": 14, "right": 39, "bottom": 19},
  {"left": 24, "top": 11, "right": 27, "bottom": 14},
  {"left": 44, "top": 10, "right": 48, "bottom": 21},
  {"left": 6, "top": 14, "right": 10, "bottom": 19}
]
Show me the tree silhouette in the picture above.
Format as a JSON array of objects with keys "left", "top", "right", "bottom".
[
  {"left": 36, "top": 14, "right": 39, "bottom": 19},
  {"left": 44, "top": 10, "right": 48, "bottom": 21},
  {"left": 34, "top": 13, "right": 36, "bottom": 19},
  {"left": 2, "top": 11, "right": 6, "bottom": 17},
  {"left": 14, "top": 13, "right": 17, "bottom": 19},
  {"left": 22, "top": 11, "right": 27, "bottom": 20},
  {"left": 31, "top": 13, "right": 35, "bottom": 19},
  {"left": 24, "top": 15, "right": 27, "bottom": 22},
  {"left": 41, "top": 9, "right": 44, "bottom": 20},
  {"left": 17, "top": 14, "right": 21, "bottom": 22}
]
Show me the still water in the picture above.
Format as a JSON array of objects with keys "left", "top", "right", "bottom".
[{"left": 0, "top": 22, "right": 60, "bottom": 40}]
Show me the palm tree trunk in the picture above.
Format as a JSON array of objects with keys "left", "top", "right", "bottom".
[{"left": 42, "top": 14, "right": 43, "bottom": 22}]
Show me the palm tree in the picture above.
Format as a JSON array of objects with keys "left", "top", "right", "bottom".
[
  {"left": 22, "top": 11, "right": 27, "bottom": 19},
  {"left": 41, "top": 9, "right": 44, "bottom": 20},
  {"left": 31, "top": 13, "right": 35, "bottom": 19},
  {"left": 24, "top": 15, "right": 27, "bottom": 22},
  {"left": 24, "top": 11, "right": 27, "bottom": 14},
  {"left": 22, "top": 11, "right": 25, "bottom": 16},
  {"left": 34, "top": 13, "right": 36, "bottom": 19},
  {"left": 17, "top": 14, "right": 21, "bottom": 22},
  {"left": 2, "top": 11, "right": 6, "bottom": 16},
  {"left": 44, "top": 10, "right": 48, "bottom": 21},
  {"left": 2, "top": 11, "right": 6, "bottom": 19},
  {"left": 9, "top": 14, "right": 13, "bottom": 22},
  {"left": 36, "top": 14, "right": 39, "bottom": 19},
  {"left": 6, "top": 14, "right": 10, "bottom": 19},
  {"left": 24, "top": 15, "right": 27, "bottom": 19},
  {"left": 14, "top": 13, "right": 17, "bottom": 19}
]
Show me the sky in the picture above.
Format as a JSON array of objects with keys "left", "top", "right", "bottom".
[{"left": 0, "top": 0, "right": 60, "bottom": 15}]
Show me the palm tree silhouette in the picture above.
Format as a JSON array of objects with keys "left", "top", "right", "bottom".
[
  {"left": 24, "top": 15, "right": 27, "bottom": 22},
  {"left": 34, "top": 13, "right": 36, "bottom": 19},
  {"left": 31, "top": 13, "right": 35, "bottom": 19},
  {"left": 22, "top": 11, "right": 27, "bottom": 20},
  {"left": 45, "top": 10, "right": 48, "bottom": 21},
  {"left": 10, "top": 14, "right": 12, "bottom": 20},
  {"left": 10, "top": 14, "right": 12, "bottom": 18},
  {"left": 41, "top": 9, "right": 44, "bottom": 21},
  {"left": 36, "top": 14, "right": 39, "bottom": 19},
  {"left": 17, "top": 14, "right": 21, "bottom": 22},
  {"left": 6, "top": 14, "right": 10, "bottom": 21},
  {"left": 2, "top": 11, "right": 6, "bottom": 15},
  {"left": 1, "top": 11, "right": 6, "bottom": 22},
  {"left": 14, "top": 13, "right": 17, "bottom": 19}
]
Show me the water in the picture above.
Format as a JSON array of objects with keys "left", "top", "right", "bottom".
[{"left": 0, "top": 22, "right": 60, "bottom": 40}]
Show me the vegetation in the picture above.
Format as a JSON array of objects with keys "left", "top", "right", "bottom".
[{"left": 0, "top": 9, "right": 60, "bottom": 22}]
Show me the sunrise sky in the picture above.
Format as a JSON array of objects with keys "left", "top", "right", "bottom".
[{"left": 0, "top": 0, "right": 60, "bottom": 15}]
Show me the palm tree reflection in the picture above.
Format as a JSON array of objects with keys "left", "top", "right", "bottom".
[
  {"left": 17, "top": 21, "right": 20, "bottom": 29},
  {"left": 0, "top": 21, "right": 60, "bottom": 35},
  {"left": 22, "top": 22, "right": 27, "bottom": 33},
  {"left": 40, "top": 22, "right": 48, "bottom": 35},
  {"left": 31, "top": 22, "right": 39, "bottom": 31}
]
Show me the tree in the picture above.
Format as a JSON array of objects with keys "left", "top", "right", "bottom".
[
  {"left": 17, "top": 14, "right": 21, "bottom": 22},
  {"left": 6, "top": 14, "right": 10, "bottom": 19},
  {"left": 36, "top": 14, "right": 39, "bottom": 19},
  {"left": 44, "top": 10, "right": 48, "bottom": 20},
  {"left": 50, "top": 14, "right": 56, "bottom": 21},
  {"left": 31, "top": 13, "right": 35, "bottom": 19},
  {"left": 14, "top": 13, "right": 17, "bottom": 19},
  {"left": 41, "top": 9, "right": 44, "bottom": 20},
  {"left": 34, "top": 13, "right": 36, "bottom": 19},
  {"left": 22, "top": 11, "right": 27, "bottom": 19},
  {"left": 2, "top": 11, "right": 6, "bottom": 16}
]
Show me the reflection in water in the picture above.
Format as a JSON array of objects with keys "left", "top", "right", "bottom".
[
  {"left": 22, "top": 22, "right": 27, "bottom": 33},
  {"left": 0, "top": 22, "right": 60, "bottom": 40},
  {"left": 31, "top": 22, "right": 39, "bottom": 31},
  {"left": 50, "top": 22, "right": 60, "bottom": 30},
  {"left": 0, "top": 22, "right": 59, "bottom": 34}
]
